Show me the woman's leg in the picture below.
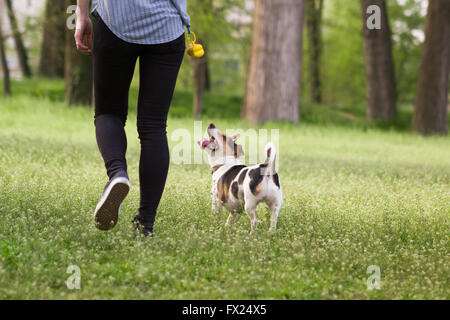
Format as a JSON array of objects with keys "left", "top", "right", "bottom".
[
  {"left": 92, "top": 11, "right": 138, "bottom": 179},
  {"left": 135, "top": 35, "right": 185, "bottom": 232}
]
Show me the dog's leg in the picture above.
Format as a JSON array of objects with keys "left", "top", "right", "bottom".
[
  {"left": 211, "top": 191, "right": 223, "bottom": 215},
  {"left": 244, "top": 202, "right": 257, "bottom": 235},
  {"left": 225, "top": 213, "right": 233, "bottom": 227},
  {"left": 211, "top": 182, "right": 222, "bottom": 214},
  {"left": 225, "top": 212, "right": 238, "bottom": 227},
  {"left": 247, "top": 208, "right": 257, "bottom": 235},
  {"left": 269, "top": 203, "right": 280, "bottom": 232},
  {"left": 212, "top": 198, "right": 222, "bottom": 215}
]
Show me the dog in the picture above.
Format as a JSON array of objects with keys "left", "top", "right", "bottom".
[{"left": 198, "top": 123, "right": 282, "bottom": 234}]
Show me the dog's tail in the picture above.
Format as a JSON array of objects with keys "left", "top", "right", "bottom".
[{"left": 264, "top": 142, "right": 277, "bottom": 175}]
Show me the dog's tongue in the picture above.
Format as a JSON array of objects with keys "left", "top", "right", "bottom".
[{"left": 200, "top": 139, "right": 210, "bottom": 149}]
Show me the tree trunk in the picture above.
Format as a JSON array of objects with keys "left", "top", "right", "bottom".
[
  {"left": 361, "top": 0, "right": 397, "bottom": 120},
  {"left": 0, "top": 13, "right": 11, "bottom": 97},
  {"left": 205, "top": 59, "right": 211, "bottom": 92},
  {"left": 39, "top": 0, "right": 66, "bottom": 78},
  {"left": 306, "top": 0, "right": 323, "bottom": 103},
  {"left": 64, "top": 0, "right": 93, "bottom": 106},
  {"left": 5, "top": 0, "right": 31, "bottom": 78},
  {"left": 412, "top": 0, "right": 450, "bottom": 135},
  {"left": 192, "top": 40, "right": 207, "bottom": 118},
  {"left": 242, "top": 0, "right": 305, "bottom": 124}
]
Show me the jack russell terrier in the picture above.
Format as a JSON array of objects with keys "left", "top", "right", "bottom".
[{"left": 198, "top": 123, "right": 282, "bottom": 234}]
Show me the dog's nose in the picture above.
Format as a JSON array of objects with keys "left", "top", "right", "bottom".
[{"left": 208, "top": 123, "right": 216, "bottom": 129}]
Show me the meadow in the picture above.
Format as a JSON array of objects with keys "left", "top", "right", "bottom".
[{"left": 0, "top": 79, "right": 449, "bottom": 299}]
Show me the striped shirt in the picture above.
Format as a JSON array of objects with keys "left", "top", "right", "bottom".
[{"left": 91, "top": 0, "right": 190, "bottom": 45}]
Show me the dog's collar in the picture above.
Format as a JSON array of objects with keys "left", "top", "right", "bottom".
[
  {"left": 210, "top": 156, "right": 243, "bottom": 174},
  {"left": 211, "top": 164, "right": 223, "bottom": 174},
  {"left": 210, "top": 157, "right": 244, "bottom": 175}
]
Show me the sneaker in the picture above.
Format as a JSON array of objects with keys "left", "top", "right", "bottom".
[
  {"left": 94, "top": 172, "right": 130, "bottom": 231},
  {"left": 132, "top": 216, "right": 153, "bottom": 237}
]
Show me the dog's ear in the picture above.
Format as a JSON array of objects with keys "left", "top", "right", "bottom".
[
  {"left": 232, "top": 134, "right": 240, "bottom": 141},
  {"left": 234, "top": 144, "right": 244, "bottom": 157}
]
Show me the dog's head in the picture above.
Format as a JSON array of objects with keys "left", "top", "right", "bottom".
[{"left": 197, "top": 123, "right": 244, "bottom": 164}]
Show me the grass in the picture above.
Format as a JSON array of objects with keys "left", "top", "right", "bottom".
[{"left": 0, "top": 79, "right": 449, "bottom": 299}]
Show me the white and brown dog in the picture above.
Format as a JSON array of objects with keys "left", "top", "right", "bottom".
[{"left": 198, "top": 123, "right": 282, "bottom": 234}]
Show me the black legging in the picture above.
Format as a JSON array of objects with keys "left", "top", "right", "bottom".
[{"left": 92, "top": 11, "right": 185, "bottom": 230}]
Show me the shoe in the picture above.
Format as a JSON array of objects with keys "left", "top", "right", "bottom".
[
  {"left": 94, "top": 172, "right": 130, "bottom": 231},
  {"left": 132, "top": 216, "right": 153, "bottom": 237}
]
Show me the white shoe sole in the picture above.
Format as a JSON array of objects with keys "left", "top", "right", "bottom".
[{"left": 94, "top": 177, "right": 130, "bottom": 231}]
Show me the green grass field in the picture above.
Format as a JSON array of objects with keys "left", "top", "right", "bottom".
[{"left": 0, "top": 79, "right": 449, "bottom": 299}]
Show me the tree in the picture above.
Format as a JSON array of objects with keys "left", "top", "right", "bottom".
[
  {"left": 387, "top": 0, "right": 426, "bottom": 105},
  {"left": 412, "top": 0, "right": 450, "bottom": 135},
  {"left": 0, "top": 9, "right": 10, "bottom": 97},
  {"left": 39, "top": 0, "right": 66, "bottom": 78},
  {"left": 191, "top": 39, "right": 208, "bottom": 118},
  {"left": 186, "top": 0, "right": 214, "bottom": 117},
  {"left": 64, "top": 0, "right": 92, "bottom": 106},
  {"left": 360, "top": 0, "right": 397, "bottom": 120},
  {"left": 5, "top": 0, "right": 31, "bottom": 78},
  {"left": 305, "top": 0, "right": 323, "bottom": 103},
  {"left": 242, "top": 0, "right": 305, "bottom": 124}
]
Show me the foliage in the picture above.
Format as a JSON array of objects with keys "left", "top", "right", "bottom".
[
  {"left": 318, "top": 0, "right": 367, "bottom": 106},
  {"left": 177, "top": 0, "right": 250, "bottom": 94},
  {"left": 388, "top": 0, "right": 426, "bottom": 105},
  {"left": 305, "top": 0, "right": 427, "bottom": 107}
]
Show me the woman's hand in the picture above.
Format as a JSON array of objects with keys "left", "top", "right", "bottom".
[{"left": 74, "top": 15, "right": 93, "bottom": 55}]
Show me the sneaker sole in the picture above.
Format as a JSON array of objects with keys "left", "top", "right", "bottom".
[{"left": 94, "top": 177, "right": 130, "bottom": 231}]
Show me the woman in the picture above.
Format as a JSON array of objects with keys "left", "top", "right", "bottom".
[{"left": 74, "top": 0, "right": 189, "bottom": 237}]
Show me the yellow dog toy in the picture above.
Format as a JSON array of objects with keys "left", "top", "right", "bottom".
[{"left": 186, "top": 26, "right": 204, "bottom": 58}]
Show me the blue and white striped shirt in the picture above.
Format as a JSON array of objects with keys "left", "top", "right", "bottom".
[{"left": 92, "top": 0, "right": 190, "bottom": 45}]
